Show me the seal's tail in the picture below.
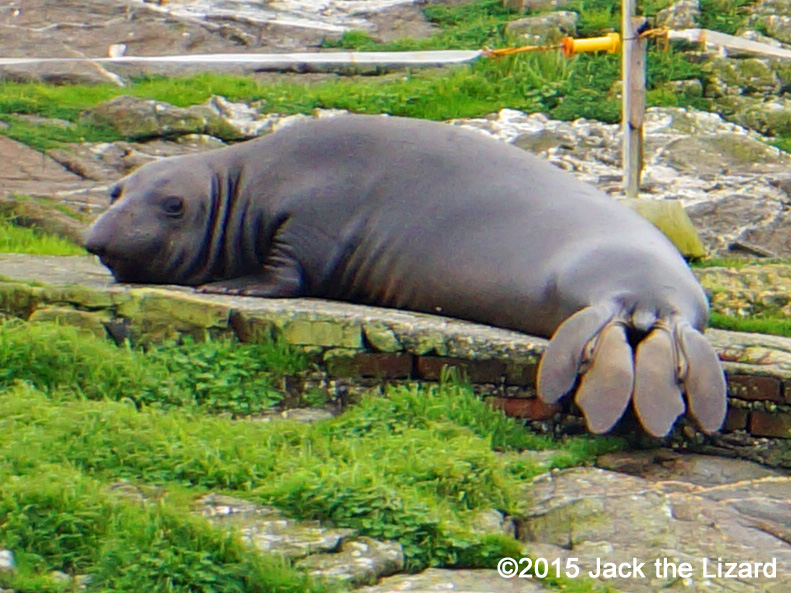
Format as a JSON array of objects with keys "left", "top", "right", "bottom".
[{"left": 537, "top": 305, "right": 727, "bottom": 437}]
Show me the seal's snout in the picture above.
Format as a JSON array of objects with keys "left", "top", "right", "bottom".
[
  {"left": 85, "top": 211, "right": 117, "bottom": 259},
  {"left": 84, "top": 235, "right": 107, "bottom": 257}
]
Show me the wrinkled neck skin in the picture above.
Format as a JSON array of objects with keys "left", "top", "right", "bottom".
[{"left": 177, "top": 155, "right": 278, "bottom": 286}]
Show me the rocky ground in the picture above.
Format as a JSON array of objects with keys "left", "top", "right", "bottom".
[
  {"left": 2, "top": 449, "right": 788, "bottom": 592},
  {"left": 0, "top": 0, "right": 443, "bottom": 83}
]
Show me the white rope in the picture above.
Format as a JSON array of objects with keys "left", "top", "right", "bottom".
[
  {"left": 0, "top": 50, "right": 484, "bottom": 68},
  {"left": 0, "top": 29, "right": 786, "bottom": 71},
  {"left": 667, "top": 28, "right": 791, "bottom": 59}
]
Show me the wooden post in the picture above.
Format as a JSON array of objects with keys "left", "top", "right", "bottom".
[{"left": 622, "top": 1, "right": 647, "bottom": 198}]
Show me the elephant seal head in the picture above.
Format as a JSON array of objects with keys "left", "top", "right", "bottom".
[{"left": 85, "top": 154, "right": 234, "bottom": 286}]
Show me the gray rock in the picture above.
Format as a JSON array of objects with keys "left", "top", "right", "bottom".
[
  {"left": 754, "top": 15, "right": 791, "bottom": 44},
  {"left": 512, "top": 128, "right": 577, "bottom": 154},
  {"left": 194, "top": 493, "right": 402, "bottom": 585},
  {"left": 654, "top": 0, "right": 700, "bottom": 29},
  {"left": 296, "top": 537, "right": 404, "bottom": 586},
  {"left": 0, "top": 130, "right": 235, "bottom": 220},
  {"left": 502, "top": 0, "right": 569, "bottom": 12},
  {"left": 107, "top": 480, "right": 165, "bottom": 503},
  {"left": 470, "top": 508, "right": 515, "bottom": 537},
  {"left": 79, "top": 95, "right": 243, "bottom": 142},
  {"left": 0, "top": 135, "right": 100, "bottom": 205},
  {"left": 358, "top": 568, "right": 550, "bottom": 592},
  {"left": 197, "top": 493, "right": 269, "bottom": 519},
  {"left": 48, "top": 570, "right": 91, "bottom": 589},
  {"left": 705, "top": 57, "right": 780, "bottom": 96},
  {"left": 204, "top": 96, "right": 273, "bottom": 139},
  {"left": 0, "top": 195, "right": 88, "bottom": 246},
  {"left": 50, "top": 571, "right": 70, "bottom": 584},
  {"left": 520, "top": 464, "right": 791, "bottom": 593},
  {"left": 685, "top": 194, "right": 786, "bottom": 259},
  {"left": 655, "top": 133, "right": 791, "bottom": 178},
  {"left": 0, "top": 549, "right": 14, "bottom": 572},
  {"left": 748, "top": 1, "right": 791, "bottom": 45},
  {"left": 456, "top": 107, "right": 791, "bottom": 257},
  {"left": 752, "top": 0, "right": 791, "bottom": 17},
  {"left": 597, "top": 450, "right": 787, "bottom": 487},
  {"left": 196, "top": 493, "right": 356, "bottom": 558},
  {"left": 504, "top": 11, "right": 578, "bottom": 45},
  {"left": 15, "top": 115, "right": 75, "bottom": 129},
  {"left": 255, "top": 407, "right": 336, "bottom": 423},
  {"left": 721, "top": 96, "right": 791, "bottom": 136}
]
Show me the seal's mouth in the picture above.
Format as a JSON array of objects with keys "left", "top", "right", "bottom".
[{"left": 96, "top": 254, "right": 150, "bottom": 284}]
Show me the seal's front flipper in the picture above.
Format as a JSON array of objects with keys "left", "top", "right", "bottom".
[
  {"left": 198, "top": 253, "right": 305, "bottom": 297},
  {"left": 537, "top": 303, "right": 616, "bottom": 404},
  {"left": 633, "top": 326, "right": 686, "bottom": 437},
  {"left": 677, "top": 322, "right": 727, "bottom": 434},
  {"left": 574, "top": 321, "right": 634, "bottom": 434}
]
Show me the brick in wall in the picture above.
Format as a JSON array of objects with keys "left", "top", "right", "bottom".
[
  {"left": 489, "top": 397, "right": 561, "bottom": 421},
  {"left": 727, "top": 374, "right": 783, "bottom": 403},
  {"left": 327, "top": 352, "right": 414, "bottom": 380},
  {"left": 416, "top": 356, "right": 505, "bottom": 384},
  {"left": 749, "top": 411, "right": 791, "bottom": 438}
]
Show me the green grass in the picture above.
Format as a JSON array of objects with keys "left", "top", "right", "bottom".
[
  {"left": 692, "top": 257, "right": 791, "bottom": 268},
  {"left": 0, "top": 464, "right": 330, "bottom": 593},
  {"left": 699, "top": 0, "right": 754, "bottom": 35},
  {"left": 0, "top": 116, "right": 118, "bottom": 150},
  {"left": 772, "top": 135, "right": 791, "bottom": 154},
  {"left": 0, "top": 320, "right": 304, "bottom": 415},
  {"left": 709, "top": 312, "right": 791, "bottom": 337},
  {"left": 0, "top": 381, "right": 618, "bottom": 574},
  {"left": 0, "top": 320, "right": 624, "bottom": 589},
  {"left": 0, "top": 217, "right": 85, "bottom": 255}
]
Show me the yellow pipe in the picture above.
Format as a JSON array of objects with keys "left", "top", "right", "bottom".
[{"left": 561, "top": 33, "right": 621, "bottom": 57}]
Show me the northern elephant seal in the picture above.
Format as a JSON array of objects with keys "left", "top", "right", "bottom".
[{"left": 85, "top": 114, "right": 726, "bottom": 437}]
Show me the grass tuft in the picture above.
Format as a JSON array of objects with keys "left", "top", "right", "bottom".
[
  {"left": 0, "top": 218, "right": 85, "bottom": 256},
  {"left": 0, "top": 463, "right": 329, "bottom": 593},
  {"left": 0, "top": 320, "right": 302, "bottom": 415},
  {"left": 709, "top": 312, "right": 791, "bottom": 337}
]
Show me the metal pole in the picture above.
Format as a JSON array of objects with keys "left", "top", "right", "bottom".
[{"left": 622, "top": 0, "right": 647, "bottom": 198}]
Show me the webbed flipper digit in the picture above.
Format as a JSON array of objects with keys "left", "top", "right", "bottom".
[
  {"left": 633, "top": 324, "right": 686, "bottom": 437},
  {"left": 537, "top": 303, "right": 616, "bottom": 404},
  {"left": 573, "top": 320, "right": 635, "bottom": 434},
  {"left": 677, "top": 321, "right": 727, "bottom": 434}
]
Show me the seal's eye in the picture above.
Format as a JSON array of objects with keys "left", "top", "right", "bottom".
[{"left": 161, "top": 195, "right": 184, "bottom": 217}]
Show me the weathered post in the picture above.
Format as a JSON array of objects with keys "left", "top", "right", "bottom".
[
  {"left": 619, "top": 1, "right": 707, "bottom": 257},
  {"left": 622, "top": 0, "right": 647, "bottom": 197}
]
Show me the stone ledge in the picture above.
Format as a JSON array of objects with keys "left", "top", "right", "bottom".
[{"left": 3, "top": 254, "right": 791, "bottom": 452}]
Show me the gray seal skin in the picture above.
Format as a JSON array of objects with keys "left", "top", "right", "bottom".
[{"left": 85, "top": 114, "right": 726, "bottom": 437}]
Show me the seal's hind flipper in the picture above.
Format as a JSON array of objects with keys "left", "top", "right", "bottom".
[
  {"left": 633, "top": 326, "right": 686, "bottom": 437},
  {"left": 574, "top": 321, "right": 634, "bottom": 434},
  {"left": 677, "top": 322, "right": 727, "bottom": 434},
  {"left": 537, "top": 304, "right": 615, "bottom": 404}
]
